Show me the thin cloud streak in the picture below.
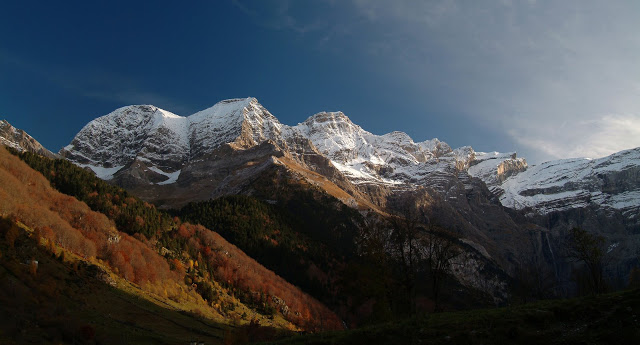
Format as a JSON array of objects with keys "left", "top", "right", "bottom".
[
  {"left": 82, "top": 90, "right": 193, "bottom": 116},
  {"left": 2, "top": 51, "right": 192, "bottom": 116},
  {"left": 231, "top": 0, "right": 329, "bottom": 34}
]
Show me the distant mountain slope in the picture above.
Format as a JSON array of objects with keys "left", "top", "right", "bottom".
[
  {"left": 503, "top": 148, "right": 640, "bottom": 216},
  {"left": 0, "top": 119, "right": 57, "bottom": 158},
  {"left": 468, "top": 148, "right": 640, "bottom": 220},
  {"left": 467, "top": 148, "right": 640, "bottom": 284}
]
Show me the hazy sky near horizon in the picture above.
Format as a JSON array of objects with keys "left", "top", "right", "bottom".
[{"left": 1, "top": 0, "right": 639, "bottom": 164}]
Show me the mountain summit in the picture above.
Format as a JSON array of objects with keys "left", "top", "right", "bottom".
[
  {"left": 60, "top": 98, "right": 318, "bottom": 206},
  {"left": 60, "top": 98, "right": 279, "bottom": 179}
]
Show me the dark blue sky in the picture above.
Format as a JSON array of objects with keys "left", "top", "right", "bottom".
[{"left": 2, "top": 1, "right": 639, "bottom": 164}]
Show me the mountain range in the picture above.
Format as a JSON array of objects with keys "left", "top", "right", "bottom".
[
  {"left": 3, "top": 97, "right": 640, "bottom": 298},
  {"left": 55, "top": 98, "right": 640, "bottom": 219}
]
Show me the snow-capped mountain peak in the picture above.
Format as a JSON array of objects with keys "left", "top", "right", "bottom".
[
  {"left": 60, "top": 97, "right": 640, "bottom": 223},
  {"left": 188, "top": 97, "right": 283, "bottom": 153},
  {"left": 60, "top": 97, "right": 285, "bottom": 182},
  {"left": 60, "top": 104, "right": 182, "bottom": 175},
  {"left": 295, "top": 111, "right": 371, "bottom": 163}
]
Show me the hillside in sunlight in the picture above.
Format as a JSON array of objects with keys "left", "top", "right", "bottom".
[
  {"left": 0, "top": 216, "right": 233, "bottom": 344},
  {"left": 0, "top": 147, "right": 342, "bottom": 343}
]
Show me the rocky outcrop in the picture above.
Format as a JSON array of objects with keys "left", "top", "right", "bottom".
[
  {"left": 468, "top": 152, "right": 527, "bottom": 195},
  {"left": 0, "top": 120, "right": 57, "bottom": 158}
]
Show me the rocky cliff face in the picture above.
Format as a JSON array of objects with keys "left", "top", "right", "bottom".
[
  {"left": 60, "top": 98, "right": 355, "bottom": 208},
  {"left": 468, "top": 152, "right": 527, "bottom": 194},
  {"left": 499, "top": 148, "right": 640, "bottom": 218},
  {"left": 0, "top": 120, "right": 57, "bottom": 158},
  {"left": 466, "top": 147, "right": 640, "bottom": 222},
  {"left": 466, "top": 149, "right": 640, "bottom": 295}
]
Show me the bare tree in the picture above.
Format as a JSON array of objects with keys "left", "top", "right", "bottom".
[
  {"left": 566, "top": 227, "right": 607, "bottom": 295},
  {"left": 386, "top": 194, "right": 423, "bottom": 315},
  {"left": 421, "top": 226, "right": 462, "bottom": 311},
  {"left": 387, "top": 193, "right": 463, "bottom": 313},
  {"left": 388, "top": 215, "right": 420, "bottom": 314}
]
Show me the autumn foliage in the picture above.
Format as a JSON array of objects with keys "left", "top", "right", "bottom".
[
  {"left": 0, "top": 147, "right": 176, "bottom": 286},
  {"left": 2, "top": 147, "right": 343, "bottom": 331},
  {"left": 172, "top": 222, "right": 343, "bottom": 330}
]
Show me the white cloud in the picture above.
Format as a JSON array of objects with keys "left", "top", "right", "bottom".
[
  {"left": 510, "top": 114, "right": 640, "bottom": 162},
  {"left": 235, "top": 1, "right": 640, "bottom": 163},
  {"left": 345, "top": 1, "right": 640, "bottom": 162}
]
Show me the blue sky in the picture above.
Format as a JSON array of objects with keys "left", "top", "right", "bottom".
[{"left": 2, "top": 0, "right": 639, "bottom": 164}]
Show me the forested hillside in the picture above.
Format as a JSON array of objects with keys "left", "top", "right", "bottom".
[
  {"left": 3, "top": 147, "right": 342, "bottom": 333},
  {"left": 174, "top": 193, "right": 362, "bottom": 307}
]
